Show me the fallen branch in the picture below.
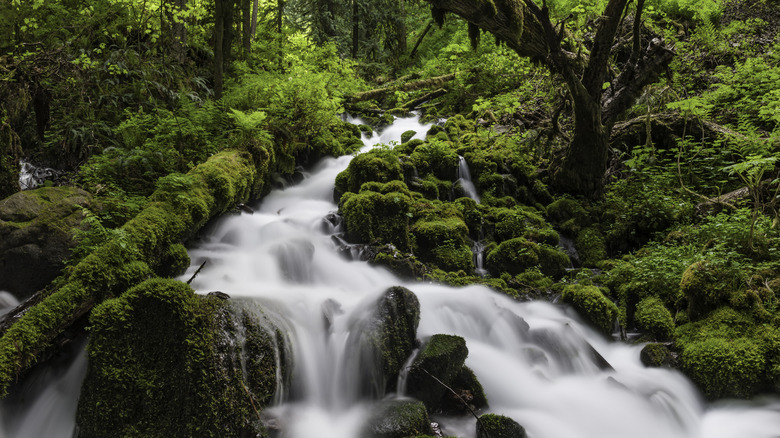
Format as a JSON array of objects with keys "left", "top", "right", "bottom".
[
  {"left": 187, "top": 260, "right": 208, "bottom": 285},
  {"left": 401, "top": 88, "right": 448, "bottom": 109},
  {"left": 349, "top": 73, "right": 458, "bottom": 103}
]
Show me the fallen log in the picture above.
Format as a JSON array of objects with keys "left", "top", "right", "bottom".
[{"left": 349, "top": 72, "right": 458, "bottom": 103}]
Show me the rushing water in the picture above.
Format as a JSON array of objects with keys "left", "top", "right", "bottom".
[
  {"left": 183, "top": 114, "right": 780, "bottom": 438},
  {"left": 2, "top": 114, "right": 780, "bottom": 437}
]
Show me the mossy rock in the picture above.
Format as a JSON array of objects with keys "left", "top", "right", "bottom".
[
  {"left": 679, "top": 337, "right": 764, "bottom": 400},
  {"left": 680, "top": 260, "right": 745, "bottom": 321},
  {"left": 362, "top": 399, "right": 433, "bottom": 438},
  {"left": 640, "top": 343, "right": 675, "bottom": 367},
  {"left": 561, "top": 284, "right": 618, "bottom": 337},
  {"left": 411, "top": 216, "right": 473, "bottom": 272},
  {"left": 77, "top": 278, "right": 290, "bottom": 437},
  {"left": 307, "top": 120, "right": 364, "bottom": 163},
  {"left": 401, "top": 130, "right": 418, "bottom": 144},
  {"left": 486, "top": 238, "right": 569, "bottom": 279},
  {"left": 335, "top": 148, "right": 403, "bottom": 196},
  {"left": 546, "top": 197, "right": 590, "bottom": 235},
  {"left": 444, "top": 114, "right": 475, "bottom": 140},
  {"left": 439, "top": 365, "right": 489, "bottom": 414},
  {"left": 409, "top": 140, "right": 460, "bottom": 181},
  {"left": 575, "top": 226, "right": 606, "bottom": 267},
  {"left": 0, "top": 186, "right": 93, "bottom": 299},
  {"left": 476, "top": 414, "right": 527, "bottom": 438},
  {"left": 347, "top": 286, "right": 421, "bottom": 398},
  {"left": 406, "top": 334, "right": 468, "bottom": 412},
  {"left": 635, "top": 296, "right": 674, "bottom": 341},
  {"left": 340, "top": 189, "right": 412, "bottom": 252}
]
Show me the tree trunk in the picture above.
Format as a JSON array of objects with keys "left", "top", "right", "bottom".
[
  {"left": 395, "top": 0, "right": 407, "bottom": 58},
  {"left": 250, "top": 0, "right": 259, "bottom": 40},
  {"left": 351, "top": 0, "right": 359, "bottom": 58},
  {"left": 214, "top": 0, "right": 225, "bottom": 98},
  {"left": 171, "top": 0, "right": 187, "bottom": 64},
  {"left": 425, "top": 0, "right": 673, "bottom": 198},
  {"left": 242, "top": 0, "right": 251, "bottom": 56},
  {"left": 410, "top": 20, "right": 433, "bottom": 58}
]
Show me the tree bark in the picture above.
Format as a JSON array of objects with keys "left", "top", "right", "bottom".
[
  {"left": 410, "top": 20, "right": 433, "bottom": 59},
  {"left": 214, "top": 0, "right": 225, "bottom": 98},
  {"left": 425, "top": 0, "right": 674, "bottom": 197},
  {"left": 351, "top": 0, "right": 359, "bottom": 58},
  {"left": 242, "top": 0, "right": 251, "bottom": 56},
  {"left": 250, "top": 0, "right": 259, "bottom": 40}
]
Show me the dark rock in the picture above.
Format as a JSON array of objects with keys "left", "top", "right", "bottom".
[
  {"left": 439, "top": 366, "right": 489, "bottom": 414},
  {"left": 0, "top": 187, "right": 92, "bottom": 300},
  {"left": 405, "top": 334, "right": 468, "bottom": 412},
  {"left": 346, "top": 286, "right": 420, "bottom": 398},
  {"left": 476, "top": 414, "right": 527, "bottom": 438},
  {"left": 362, "top": 399, "right": 434, "bottom": 438},
  {"left": 640, "top": 343, "right": 676, "bottom": 368}
]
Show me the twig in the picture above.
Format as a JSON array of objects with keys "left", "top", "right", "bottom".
[{"left": 186, "top": 260, "right": 207, "bottom": 285}]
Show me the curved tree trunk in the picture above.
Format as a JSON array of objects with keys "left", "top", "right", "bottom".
[{"left": 426, "top": 0, "right": 673, "bottom": 198}]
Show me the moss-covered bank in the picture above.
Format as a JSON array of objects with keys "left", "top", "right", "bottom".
[{"left": 0, "top": 148, "right": 268, "bottom": 395}]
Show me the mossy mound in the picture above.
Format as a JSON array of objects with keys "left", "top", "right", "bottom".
[
  {"left": 0, "top": 186, "right": 93, "bottom": 299},
  {"left": 411, "top": 216, "right": 473, "bottom": 272},
  {"left": 486, "top": 237, "right": 569, "bottom": 279},
  {"left": 561, "top": 284, "right": 618, "bottom": 337},
  {"left": 362, "top": 399, "right": 433, "bottom": 438},
  {"left": 77, "top": 278, "right": 290, "bottom": 437},
  {"left": 406, "top": 334, "right": 469, "bottom": 412},
  {"left": 340, "top": 188, "right": 412, "bottom": 251},
  {"left": 674, "top": 306, "right": 780, "bottom": 399},
  {"left": 575, "top": 227, "right": 606, "bottom": 268},
  {"left": 348, "top": 286, "right": 421, "bottom": 398},
  {"left": 640, "top": 343, "right": 676, "bottom": 367},
  {"left": 635, "top": 296, "right": 674, "bottom": 341},
  {"left": 335, "top": 148, "right": 402, "bottom": 196},
  {"left": 546, "top": 197, "right": 591, "bottom": 236},
  {"left": 476, "top": 414, "right": 527, "bottom": 438},
  {"left": 409, "top": 140, "right": 460, "bottom": 181},
  {"left": 680, "top": 259, "right": 746, "bottom": 321}
]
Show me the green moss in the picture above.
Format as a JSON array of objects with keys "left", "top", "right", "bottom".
[
  {"left": 77, "top": 279, "right": 284, "bottom": 437},
  {"left": 406, "top": 334, "right": 469, "bottom": 411},
  {"left": 340, "top": 189, "right": 412, "bottom": 251},
  {"left": 409, "top": 140, "right": 459, "bottom": 181},
  {"left": 635, "top": 297, "right": 674, "bottom": 341},
  {"left": 561, "top": 284, "right": 618, "bottom": 337},
  {"left": 486, "top": 237, "right": 569, "bottom": 278},
  {"left": 335, "top": 148, "right": 403, "bottom": 195},
  {"left": 400, "top": 130, "right": 417, "bottom": 144},
  {"left": 680, "top": 337, "right": 764, "bottom": 400},
  {"left": 363, "top": 400, "right": 433, "bottom": 438},
  {"left": 0, "top": 149, "right": 268, "bottom": 395},
  {"left": 546, "top": 197, "right": 590, "bottom": 235},
  {"left": 680, "top": 259, "right": 745, "bottom": 321},
  {"left": 640, "top": 343, "right": 675, "bottom": 367},
  {"left": 477, "top": 414, "right": 527, "bottom": 438},
  {"left": 575, "top": 227, "right": 607, "bottom": 267},
  {"left": 411, "top": 216, "right": 472, "bottom": 272}
]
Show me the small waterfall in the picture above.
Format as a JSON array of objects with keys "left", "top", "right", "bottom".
[
  {"left": 472, "top": 240, "right": 488, "bottom": 277},
  {"left": 456, "top": 156, "right": 480, "bottom": 203},
  {"left": 18, "top": 161, "right": 58, "bottom": 190}
]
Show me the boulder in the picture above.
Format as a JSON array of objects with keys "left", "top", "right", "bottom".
[
  {"left": 560, "top": 284, "right": 618, "bottom": 337},
  {"left": 362, "top": 399, "right": 433, "bottom": 438},
  {"left": 0, "top": 187, "right": 92, "bottom": 300},
  {"left": 77, "top": 278, "right": 292, "bottom": 437},
  {"left": 476, "top": 414, "right": 527, "bottom": 438},
  {"left": 347, "top": 286, "right": 420, "bottom": 398},
  {"left": 405, "top": 334, "right": 468, "bottom": 412}
]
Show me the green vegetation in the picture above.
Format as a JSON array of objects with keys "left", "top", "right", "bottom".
[{"left": 1, "top": 0, "right": 780, "bottom": 419}]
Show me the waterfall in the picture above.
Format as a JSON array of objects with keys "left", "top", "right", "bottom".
[
  {"left": 2, "top": 114, "right": 780, "bottom": 437},
  {"left": 182, "top": 113, "right": 780, "bottom": 438},
  {"left": 456, "top": 155, "right": 480, "bottom": 203}
]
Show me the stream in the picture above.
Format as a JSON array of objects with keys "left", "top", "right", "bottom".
[{"left": 2, "top": 114, "right": 780, "bottom": 437}]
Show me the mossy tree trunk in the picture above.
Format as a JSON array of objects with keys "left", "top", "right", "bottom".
[
  {"left": 0, "top": 119, "right": 22, "bottom": 199},
  {"left": 426, "top": 0, "right": 673, "bottom": 198}
]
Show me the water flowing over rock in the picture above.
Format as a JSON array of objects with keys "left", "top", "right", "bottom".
[{"left": 405, "top": 334, "right": 469, "bottom": 412}]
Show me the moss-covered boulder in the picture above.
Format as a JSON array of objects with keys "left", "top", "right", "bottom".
[
  {"left": 561, "top": 284, "right": 618, "bottom": 337},
  {"left": 77, "top": 278, "right": 291, "bottom": 437},
  {"left": 406, "top": 334, "right": 469, "bottom": 412},
  {"left": 340, "top": 186, "right": 412, "bottom": 251},
  {"left": 575, "top": 226, "right": 607, "bottom": 267},
  {"left": 411, "top": 216, "right": 473, "bottom": 272},
  {"left": 640, "top": 343, "right": 675, "bottom": 367},
  {"left": 362, "top": 399, "right": 433, "bottom": 438},
  {"left": 546, "top": 197, "right": 590, "bottom": 236},
  {"left": 348, "top": 286, "right": 420, "bottom": 398},
  {"left": 438, "top": 365, "right": 489, "bottom": 414},
  {"left": 674, "top": 306, "right": 780, "bottom": 399},
  {"left": 476, "top": 414, "right": 527, "bottom": 438},
  {"left": 635, "top": 296, "right": 674, "bottom": 341},
  {"left": 0, "top": 187, "right": 93, "bottom": 300},
  {"left": 486, "top": 237, "right": 569, "bottom": 279},
  {"left": 335, "top": 148, "right": 402, "bottom": 197},
  {"left": 409, "top": 140, "right": 459, "bottom": 181},
  {"left": 680, "top": 259, "right": 745, "bottom": 321}
]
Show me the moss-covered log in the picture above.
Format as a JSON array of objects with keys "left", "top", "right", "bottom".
[{"left": 0, "top": 148, "right": 267, "bottom": 395}]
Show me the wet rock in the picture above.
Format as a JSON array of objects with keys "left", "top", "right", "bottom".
[
  {"left": 347, "top": 286, "right": 420, "bottom": 398},
  {"left": 362, "top": 399, "right": 433, "bottom": 438},
  {"left": 0, "top": 187, "right": 92, "bottom": 300},
  {"left": 77, "top": 278, "right": 292, "bottom": 437},
  {"left": 640, "top": 343, "right": 676, "bottom": 368},
  {"left": 405, "top": 334, "right": 469, "bottom": 412},
  {"left": 476, "top": 414, "right": 527, "bottom": 438},
  {"left": 439, "top": 365, "right": 489, "bottom": 414}
]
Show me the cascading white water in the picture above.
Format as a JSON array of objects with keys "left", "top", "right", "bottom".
[
  {"left": 183, "top": 113, "right": 780, "bottom": 438},
  {"left": 456, "top": 155, "right": 480, "bottom": 203}
]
